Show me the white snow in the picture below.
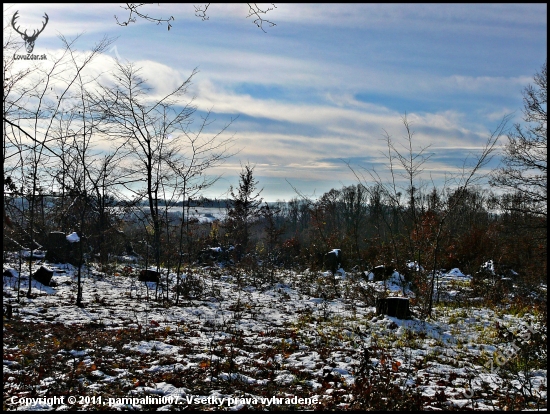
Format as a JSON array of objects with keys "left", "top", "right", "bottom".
[
  {"left": 446, "top": 268, "right": 466, "bottom": 277},
  {"left": 2, "top": 255, "right": 547, "bottom": 411},
  {"left": 66, "top": 232, "right": 80, "bottom": 243}
]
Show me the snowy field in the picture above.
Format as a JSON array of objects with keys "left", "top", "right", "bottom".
[{"left": 3, "top": 257, "right": 547, "bottom": 411}]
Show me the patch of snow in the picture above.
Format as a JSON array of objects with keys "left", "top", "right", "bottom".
[
  {"left": 123, "top": 340, "right": 180, "bottom": 355},
  {"left": 481, "top": 260, "right": 494, "bottom": 273},
  {"left": 20, "top": 250, "right": 46, "bottom": 259},
  {"left": 66, "top": 232, "right": 80, "bottom": 243},
  {"left": 406, "top": 261, "right": 424, "bottom": 272},
  {"left": 3, "top": 268, "right": 18, "bottom": 278},
  {"left": 275, "top": 372, "right": 296, "bottom": 385}
]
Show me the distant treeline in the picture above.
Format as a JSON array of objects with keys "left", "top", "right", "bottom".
[
  {"left": 3, "top": 194, "right": 234, "bottom": 209},
  {"left": 131, "top": 197, "right": 232, "bottom": 208}
]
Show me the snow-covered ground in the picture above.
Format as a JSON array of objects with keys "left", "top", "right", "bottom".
[{"left": 3, "top": 256, "right": 547, "bottom": 411}]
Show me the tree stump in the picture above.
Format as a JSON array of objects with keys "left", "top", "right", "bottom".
[
  {"left": 45, "top": 231, "right": 64, "bottom": 262},
  {"left": 376, "top": 297, "right": 411, "bottom": 319},
  {"left": 370, "top": 265, "right": 394, "bottom": 281},
  {"left": 33, "top": 266, "right": 54, "bottom": 286},
  {"left": 325, "top": 249, "right": 342, "bottom": 274},
  {"left": 139, "top": 269, "right": 160, "bottom": 283}
]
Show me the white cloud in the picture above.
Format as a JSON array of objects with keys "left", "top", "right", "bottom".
[
  {"left": 4, "top": 2, "right": 544, "bottom": 201},
  {"left": 271, "top": 4, "right": 547, "bottom": 32}
]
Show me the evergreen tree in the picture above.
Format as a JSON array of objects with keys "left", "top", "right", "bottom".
[{"left": 226, "top": 164, "right": 263, "bottom": 251}]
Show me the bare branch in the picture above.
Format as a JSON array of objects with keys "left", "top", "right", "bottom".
[
  {"left": 115, "top": 3, "right": 277, "bottom": 32},
  {"left": 115, "top": 3, "right": 174, "bottom": 30},
  {"left": 246, "top": 3, "right": 277, "bottom": 32}
]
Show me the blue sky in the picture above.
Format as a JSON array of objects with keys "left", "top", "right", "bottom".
[{"left": 6, "top": 3, "right": 547, "bottom": 201}]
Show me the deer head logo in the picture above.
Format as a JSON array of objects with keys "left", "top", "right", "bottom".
[{"left": 11, "top": 11, "right": 49, "bottom": 54}]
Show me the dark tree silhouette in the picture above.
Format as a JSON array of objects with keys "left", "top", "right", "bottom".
[{"left": 226, "top": 164, "right": 263, "bottom": 251}]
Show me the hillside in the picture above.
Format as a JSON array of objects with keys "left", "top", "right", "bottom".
[{"left": 3, "top": 257, "right": 547, "bottom": 411}]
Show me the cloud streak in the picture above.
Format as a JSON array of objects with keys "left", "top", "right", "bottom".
[{"left": 5, "top": 3, "right": 545, "bottom": 200}]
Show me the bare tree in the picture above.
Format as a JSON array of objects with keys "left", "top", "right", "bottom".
[
  {"left": 91, "top": 61, "right": 189, "bottom": 275},
  {"left": 351, "top": 114, "right": 510, "bottom": 317},
  {"left": 3, "top": 27, "right": 113, "bottom": 299},
  {"left": 92, "top": 60, "right": 234, "bottom": 285},
  {"left": 3, "top": 15, "right": 32, "bottom": 255},
  {"left": 421, "top": 117, "right": 509, "bottom": 316},
  {"left": 349, "top": 115, "right": 433, "bottom": 272},
  {"left": 167, "top": 109, "right": 235, "bottom": 303},
  {"left": 491, "top": 60, "right": 547, "bottom": 219}
]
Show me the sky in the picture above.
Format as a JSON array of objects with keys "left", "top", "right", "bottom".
[{"left": 5, "top": 3, "right": 547, "bottom": 201}]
